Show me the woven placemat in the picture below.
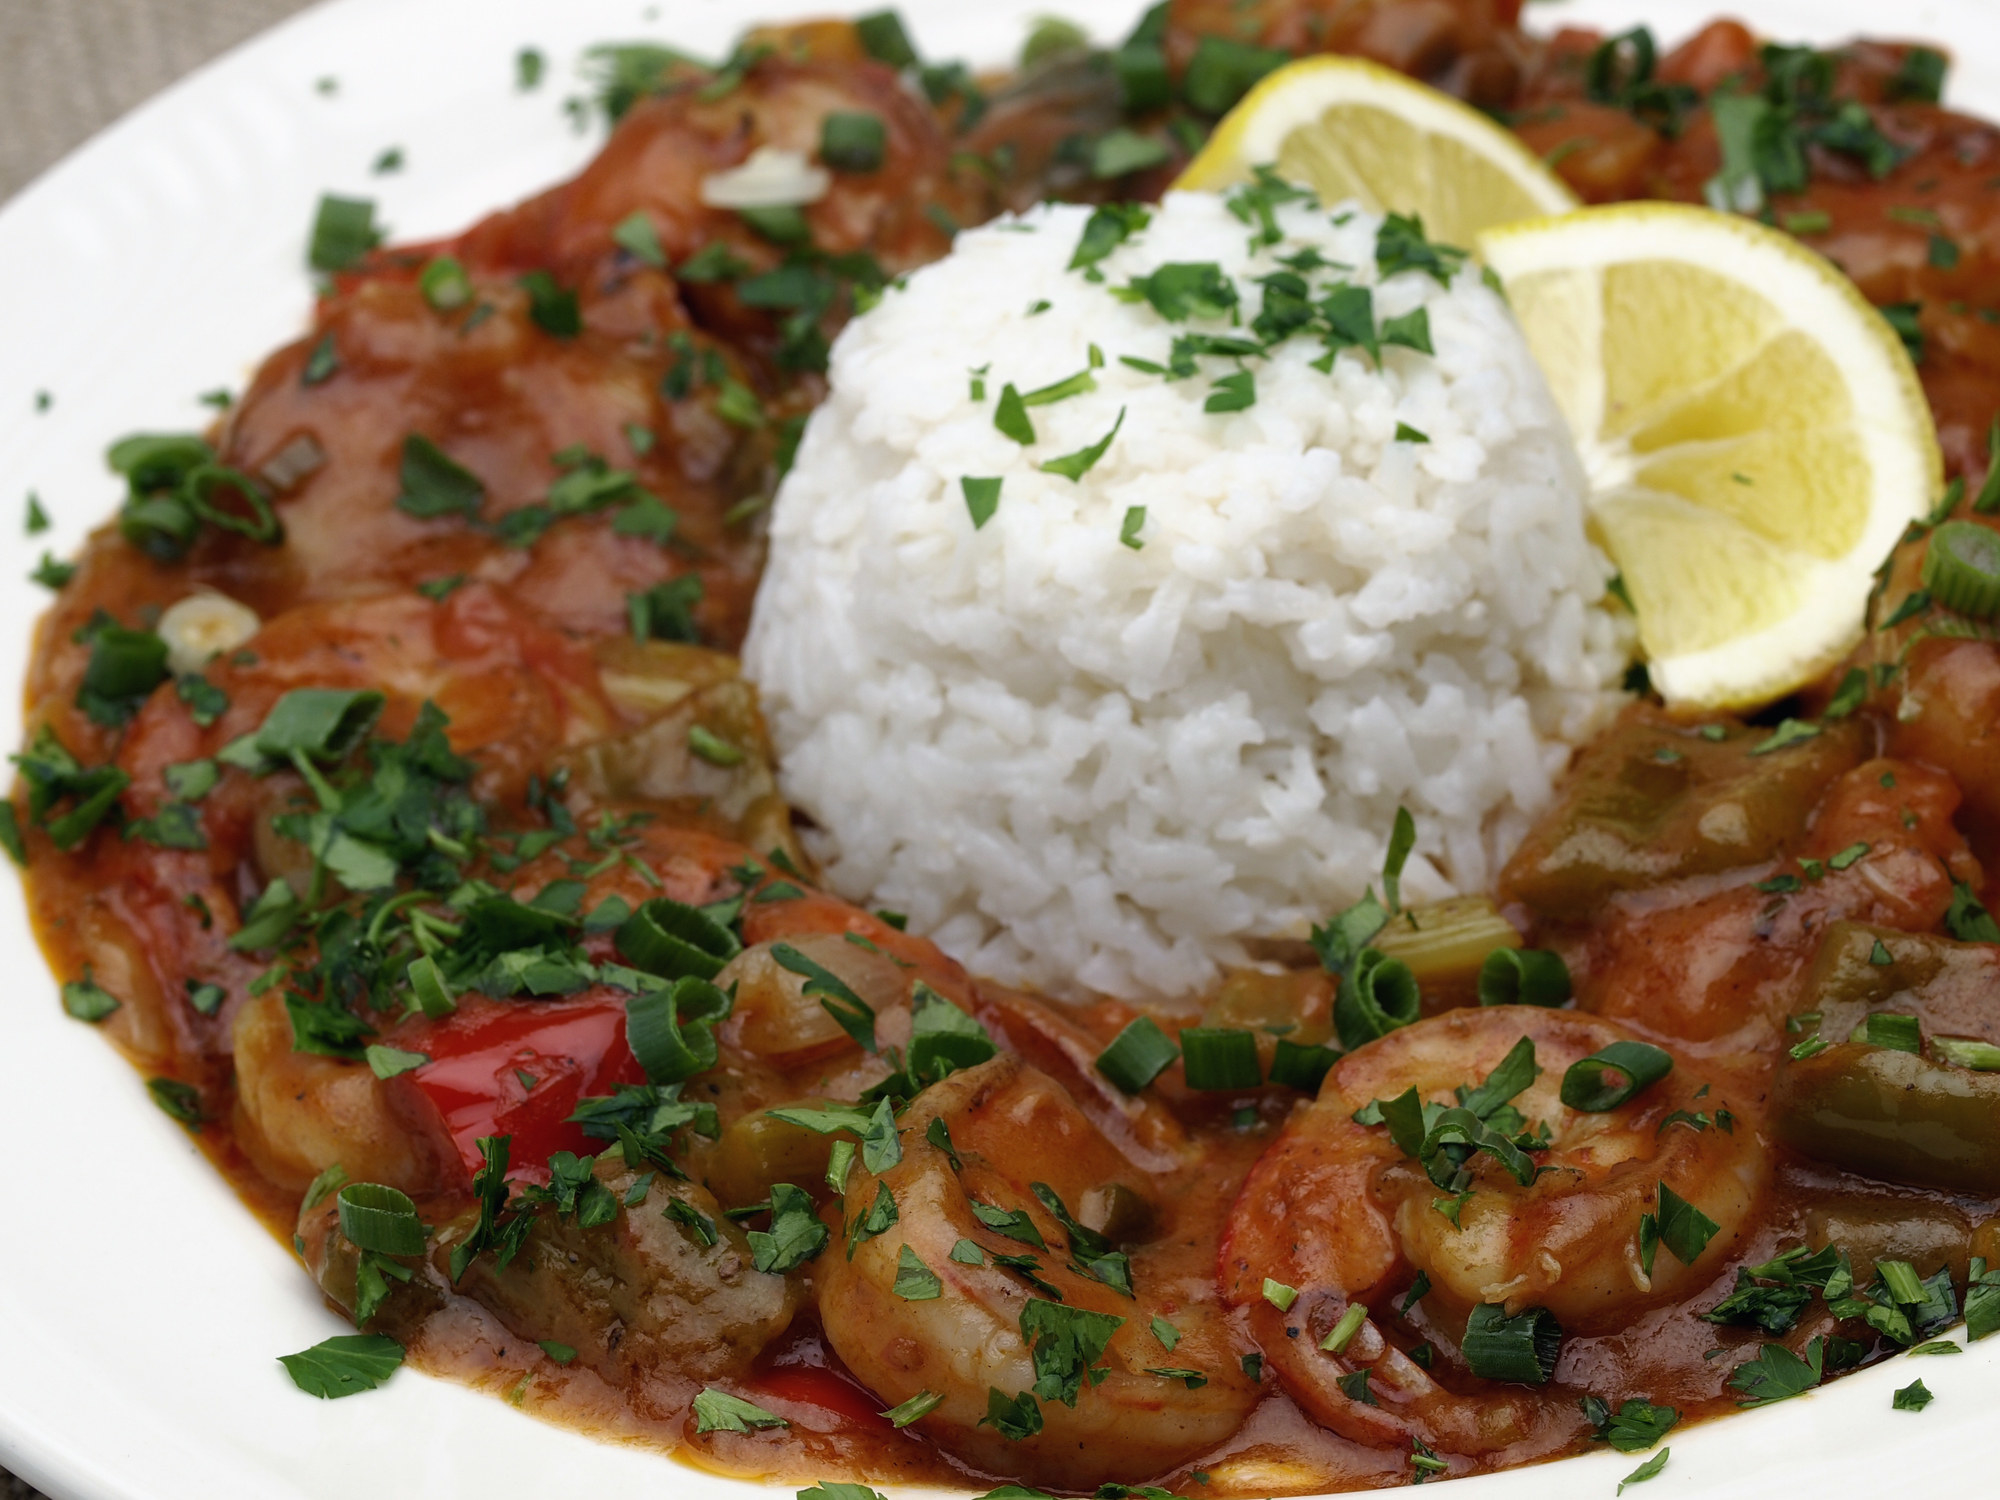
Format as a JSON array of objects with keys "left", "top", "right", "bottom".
[
  {"left": 0, "top": 0, "right": 317, "bottom": 204},
  {"left": 0, "top": 4, "right": 316, "bottom": 1487}
]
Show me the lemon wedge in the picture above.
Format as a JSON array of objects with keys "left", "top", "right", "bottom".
[
  {"left": 1175, "top": 54, "right": 1579, "bottom": 247},
  {"left": 1480, "top": 204, "right": 1940, "bottom": 708}
]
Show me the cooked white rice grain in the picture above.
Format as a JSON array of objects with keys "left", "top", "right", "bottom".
[{"left": 745, "top": 190, "right": 1628, "bottom": 1003}]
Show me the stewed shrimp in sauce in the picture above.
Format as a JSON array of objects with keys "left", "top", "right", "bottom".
[{"left": 21, "top": 1, "right": 2000, "bottom": 1496}]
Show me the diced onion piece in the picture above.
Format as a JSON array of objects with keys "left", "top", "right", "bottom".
[
  {"left": 1374, "top": 895, "right": 1523, "bottom": 986},
  {"left": 699, "top": 147, "right": 831, "bottom": 209},
  {"left": 157, "top": 591, "right": 259, "bottom": 676}
]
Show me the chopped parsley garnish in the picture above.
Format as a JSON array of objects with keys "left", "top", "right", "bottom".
[
  {"left": 518, "top": 271, "right": 581, "bottom": 337},
  {"left": 1070, "top": 204, "right": 1152, "bottom": 272},
  {"left": 30, "top": 553, "right": 74, "bottom": 589},
  {"left": 893, "top": 1245, "right": 944, "bottom": 1300},
  {"left": 981, "top": 1386, "right": 1043, "bottom": 1441},
  {"left": 747, "top": 1181, "right": 829, "bottom": 1273},
  {"left": 61, "top": 971, "right": 120, "bottom": 1023},
  {"left": 1728, "top": 1336, "right": 1826, "bottom": 1406},
  {"left": 962, "top": 476, "right": 1002, "bottom": 530},
  {"left": 13, "top": 724, "right": 131, "bottom": 849},
  {"left": 1637, "top": 1182, "right": 1719, "bottom": 1276},
  {"left": 1020, "top": 1298, "right": 1124, "bottom": 1406},
  {"left": 1618, "top": 1449, "right": 1671, "bottom": 1494},
  {"left": 1118, "top": 505, "right": 1146, "bottom": 550},
  {"left": 1124, "top": 262, "right": 1238, "bottom": 322},
  {"left": 994, "top": 384, "right": 1036, "bottom": 445},
  {"left": 1092, "top": 129, "right": 1171, "bottom": 180},
  {"left": 1205, "top": 370, "right": 1255, "bottom": 413},
  {"left": 627, "top": 575, "right": 704, "bottom": 644},
  {"left": 610, "top": 212, "right": 666, "bottom": 269},
  {"left": 147, "top": 1077, "right": 204, "bottom": 1126},
  {"left": 692, "top": 1387, "right": 789, "bottom": 1433},
  {"left": 1376, "top": 214, "right": 1466, "bottom": 286},
  {"left": 278, "top": 1333, "right": 404, "bottom": 1398},
  {"left": 396, "top": 434, "right": 484, "bottom": 520},
  {"left": 1581, "top": 1395, "right": 1678, "bottom": 1453},
  {"left": 1040, "top": 410, "right": 1125, "bottom": 482}
]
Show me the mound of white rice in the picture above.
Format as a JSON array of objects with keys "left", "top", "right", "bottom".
[{"left": 745, "top": 190, "right": 1628, "bottom": 1002}]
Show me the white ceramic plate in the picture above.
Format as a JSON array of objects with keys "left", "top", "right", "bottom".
[{"left": 2, "top": 1, "right": 1998, "bottom": 1496}]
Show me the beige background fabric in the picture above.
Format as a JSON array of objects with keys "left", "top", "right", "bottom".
[
  {"left": 0, "top": 0, "right": 321, "bottom": 1480},
  {"left": 0, "top": 0, "right": 317, "bottom": 204}
]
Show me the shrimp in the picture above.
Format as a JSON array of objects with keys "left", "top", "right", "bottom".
[
  {"left": 232, "top": 990, "right": 442, "bottom": 1195},
  {"left": 1220, "top": 1006, "right": 1767, "bottom": 1459},
  {"left": 815, "top": 1053, "right": 1258, "bottom": 1489}
]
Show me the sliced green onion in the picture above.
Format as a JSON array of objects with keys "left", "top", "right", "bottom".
[
  {"left": 183, "top": 464, "right": 281, "bottom": 542},
  {"left": 626, "top": 976, "right": 732, "bottom": 1083},
  {"left": 615, "top": 898, "right": 740, "bottom": 980},
  {"left": 854, "top": 10, "right": 918, "bottom": 68},
  {"left": 419, "top": 254, "right": 474, "bottom": 309},
  {"left": 337, "top": 1182, "right": 426, "bottom": 1255},
  {"left": 1850, "top": 1011, "right": 1922, "bottom": 1054},
  {"left": 1334, "top": 949, "right": 1420, "bottom": 1049},
  {"left": 1921, "top": 521, "right": 2000, "bottom": 619},
  {"left": 1878, "top": 1259, "right": 1927, "bottom": 1306},
  {"left": 1934, "top": 1035, "right": 2000, "bottom": 1071},
  {"left": 1182, "top": 1027, "right": 1261, "bottom": 1090},
  {"left": 1113, "top": 40, "right": 1171, "bottom": 112},
  {"left": 1321, "top": 1303, "right": 1367, "bottom": 1353},
  {"left": 1269, "top": 1038, "right": 1338, "bottom": 1093},
  {"left": 407, "top": 954, "right": 455, "bottom": 1018},
  {"left": 1477, "top": 947, "right": 1572, "bottom": 1008},
  {"left": 1262, "top": 1277, "right": 1298, "bottom": 1311},
  {"left": 1096, "top": 1016, "right": 1180, "bottom": 1093},
  {"left": 880, "top": 1389, "right": 943, "bottom": 1428},
  {"left": 308, "top": 194, "right": 379, "bottom": 272},
  {"left": 820, "top": 111, "right": 887, "bottom": 173},
  {"left": 78, "top": 626, "right": 169, "bottom": 724},
  {"left": 1560, "top": 1041, "right": 1673, "bottom": 1111},
  {"left": 1462, "top": 1303, "right": 1562, "bottom": 1384}
]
